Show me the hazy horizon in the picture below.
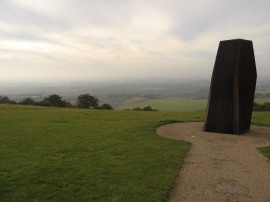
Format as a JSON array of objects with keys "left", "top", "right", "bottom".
[{"left": 1, "top": 0, "right": 270, "bottom": 82}]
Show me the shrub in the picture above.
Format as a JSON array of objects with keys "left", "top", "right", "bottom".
[
  {"left": 96, "top": 104, "right": 113, "bottom": 110},
  {"left": 132, "top": 106, "right": 157, "bottom": 111},
  {"left": 253, "top": 102, "right": 262, "bottom": 111},
  {"left": 0, "top": 96, "right": 16, "bottom": 104},
  {"left": 261, "top": 102, "right": 270, "bottom": 111},
  {"left": 20, "top": 98, "right": 35, "bottom": 105},
  {"left": 132, "top": 107, "right": 143, "bottom": 111}
]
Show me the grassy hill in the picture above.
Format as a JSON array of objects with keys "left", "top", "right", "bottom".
[
  {"left": 0, "top": 105, "right": 269, "bottom": 201},
  {"left": 0, "top": 105, "right": 202, "bottom": 201}
]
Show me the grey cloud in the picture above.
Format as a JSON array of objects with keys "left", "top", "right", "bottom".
[
  {"left": 0, "top": 0, "right": 270, "bottom": 82},
  {"left": 0, "top": 48, "right": 59, "bottom": 62},
  {"left": 31, "top": 0, "right": 135, "bottom": 29},
  {"left": 168, "top": 0, "right": 270, "bottom": 41},
  {"left": 0, "top": 30, "right": 46, "bottom": 41},
  {"left": 0, "top": 1, "right": 71, "bottom": 31}
]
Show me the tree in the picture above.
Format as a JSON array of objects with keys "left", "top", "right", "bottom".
[
  {"left": 143, "top": 106, "right": 157, "bottom": 111},
  {"left": 253, "top": 102, "right": 262, "bottom": 111},
  {"left": 132, "top": 106, "right": 157, "bottom": 111},
  {"left": 43, "top": 94, "right": 67, "bottom": 107},
  {"left": 261, "top": 102, "right": 270, "bottom": 111},
  {"left": 20, "top": 97, "right": 35, "bottom": 105},
  {"left": 143, "top": 106, "right": 153, "bottom": 111},
  {"left": 77, "top": 94, "right": 99, "bottom": 109},
  {"left": 96, "top": 104, "right": 113, "bottom": 110},
  {"left": 253, "top": 102, "right": 270, "bottom": 111},
  {"left": 0, "top": 96, "right": 16, "bottom": 104},
  {"left": 132, "top": 107, "right": 142, "bottom": 111}
]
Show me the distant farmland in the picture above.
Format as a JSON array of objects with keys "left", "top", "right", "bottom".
[
  {"left": 124, "top": 98, "right": 206, "bottom": 111},
  {"left": 122, "top": 97, "right": 270, "bottom": 111}
]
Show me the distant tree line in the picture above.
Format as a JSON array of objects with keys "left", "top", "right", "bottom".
[
  {"left": 132, "top": 106, "right": 157, "bottom": 111},
  {"left": 253, "top": 102, "right": 270, "bottom": 111},
  {"left": 0, "top": 94, "right": 113, "bottom": 110},
  {"left": 0, "top": 96, "right": 16, "bottom": 104},
  {"left": 255, "top": 93, "right": 270, "bottom": 98}
]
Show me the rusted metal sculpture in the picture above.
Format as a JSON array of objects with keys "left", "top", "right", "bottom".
[{"left": 204, "top": 39, "right": 257, "bottom": 134}]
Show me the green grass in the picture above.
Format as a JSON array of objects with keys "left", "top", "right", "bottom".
[
  {"left": 254, "top": 98, "right": 270, "bottom": 104},
  {"left": 1, "top": 105, "right": 269, "bottom": 201},
  {"left": 249, "top": 111, "right": 270, "bottom": 161},
  {"left": 251, "top": 111, "right": 270, "bottom": 126},
  {"left": 118, "top": 97, "right": 147, "bottom": 109},
  {"left": 0, "top": 105, "right": 204, "bottom": 202},
  {"left": 253, "top": 111, "right": 270, "bottom": 161},
  {"left": 128, "top": 98, "right": 207, "bottom": 111},
  {"left": 259, "top": 147, "right": 270, "bottom": 160},
  {"left": 123, "top": 97, "right": 270, "bottom": 111}
]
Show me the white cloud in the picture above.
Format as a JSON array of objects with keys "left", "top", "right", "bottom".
[{"left": 0, "top": 0, "right": 270, "bottom": 81}]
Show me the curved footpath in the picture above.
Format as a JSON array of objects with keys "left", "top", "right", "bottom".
[{"left": 157, "top": 122, "right": 270, "bottom": 202}]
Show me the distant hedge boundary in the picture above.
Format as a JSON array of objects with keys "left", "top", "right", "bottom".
[{"left": 253, "top": 102, "right": 270, "bottom": 111}]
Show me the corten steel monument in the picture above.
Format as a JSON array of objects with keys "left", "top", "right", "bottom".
[{"left": 204, "top": 39, "right": 257, "bottom": 134}]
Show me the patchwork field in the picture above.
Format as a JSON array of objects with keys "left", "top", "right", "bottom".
[
  {"left": 0, "top": 105, "right": 269, "bottom": 201},
  {"left": 122, "top": 98, "right": 207, "bottom": 111},
  {"left": 255, "top": 97, "right": 270, "bottom": 104},
  {"left": 122, "top": 97, "right": 270, "bottom": 111}
]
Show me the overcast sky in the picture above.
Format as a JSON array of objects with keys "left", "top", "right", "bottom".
[{"left": 0, "top": 0, "right": 269, "bottom": 82}]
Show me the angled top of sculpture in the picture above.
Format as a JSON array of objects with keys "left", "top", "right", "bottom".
[{"left": 204, "top": 39, "right": 257, "bottom": 134}]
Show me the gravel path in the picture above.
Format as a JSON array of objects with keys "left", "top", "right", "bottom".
[{"left": 157, "top": 122, "right": 270, "bottom": 202}]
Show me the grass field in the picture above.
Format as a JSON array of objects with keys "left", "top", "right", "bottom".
[
  {"left": 252, "top": 112, "right": 270, "bottom": 161},
  {"left": 259, "top": 147, "right": 270, "bottom": 160},
  {"left": 127, "top": 98, "right": 207, "bottom": 111},
  {"left": 255, "top": 98, "right": 270, "bottom": 104},
  {"left": 251, "top": 111, "right": 270, "bottom": 126},
  {"left": 0, "top": 105, "right": 269, "bottom": 201},
  {"left": 0, "top": 105, "right": 204, "bottom": 202},
  {"left": 124, "top": 97, "right": 270, "bottom": 111}
]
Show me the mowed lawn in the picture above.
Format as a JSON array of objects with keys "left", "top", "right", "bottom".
[
  {"left": 1, "top": 105, "right": 269, "bottom": 201},
  {"left": 252, "top": 112, "right": 270, "bottom": 161},
  {"left": 259, "top": 147, "right": 270, "bottom": 160},
  {"left": 0, "top": 105, "right": 203, "bottom": 202}
]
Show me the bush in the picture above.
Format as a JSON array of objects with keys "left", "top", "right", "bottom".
[
  {"left": 261, "top": 102, "right": 270, "bottom": 111},
  {"left": 253, "top": 102, "right": 262, "bottom": 111},
  {"left": 132, "top": 106, "right": 157, "bottom": 111},
  {"left": 143, "top": 106, "right": 157, "bottom": 111},
  {"left": 20, "top": 98, "right": 35, "bottom": 105},
  {"left": 0, "top": 96, "right": 16, "bottom": 104},
  {"left": 132, "top": 107, "right": 143, "bottom": 111},
  {"left": 96, "top": 104, "right": 113, "bottom": 110},
  {"left": 42, "top": 94, "right": 68, "bottom": 107},
  {"left": 253, "top": 102, "right": 270, "bottom": 111}
]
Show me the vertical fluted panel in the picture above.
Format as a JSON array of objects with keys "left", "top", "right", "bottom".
[{"left": 204, "top": 39, "right": 257, "bottom": 134}]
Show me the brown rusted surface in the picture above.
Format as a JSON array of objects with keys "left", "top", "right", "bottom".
[{"left": 204, "top": 39, "right": 257, "bottom": 134}]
